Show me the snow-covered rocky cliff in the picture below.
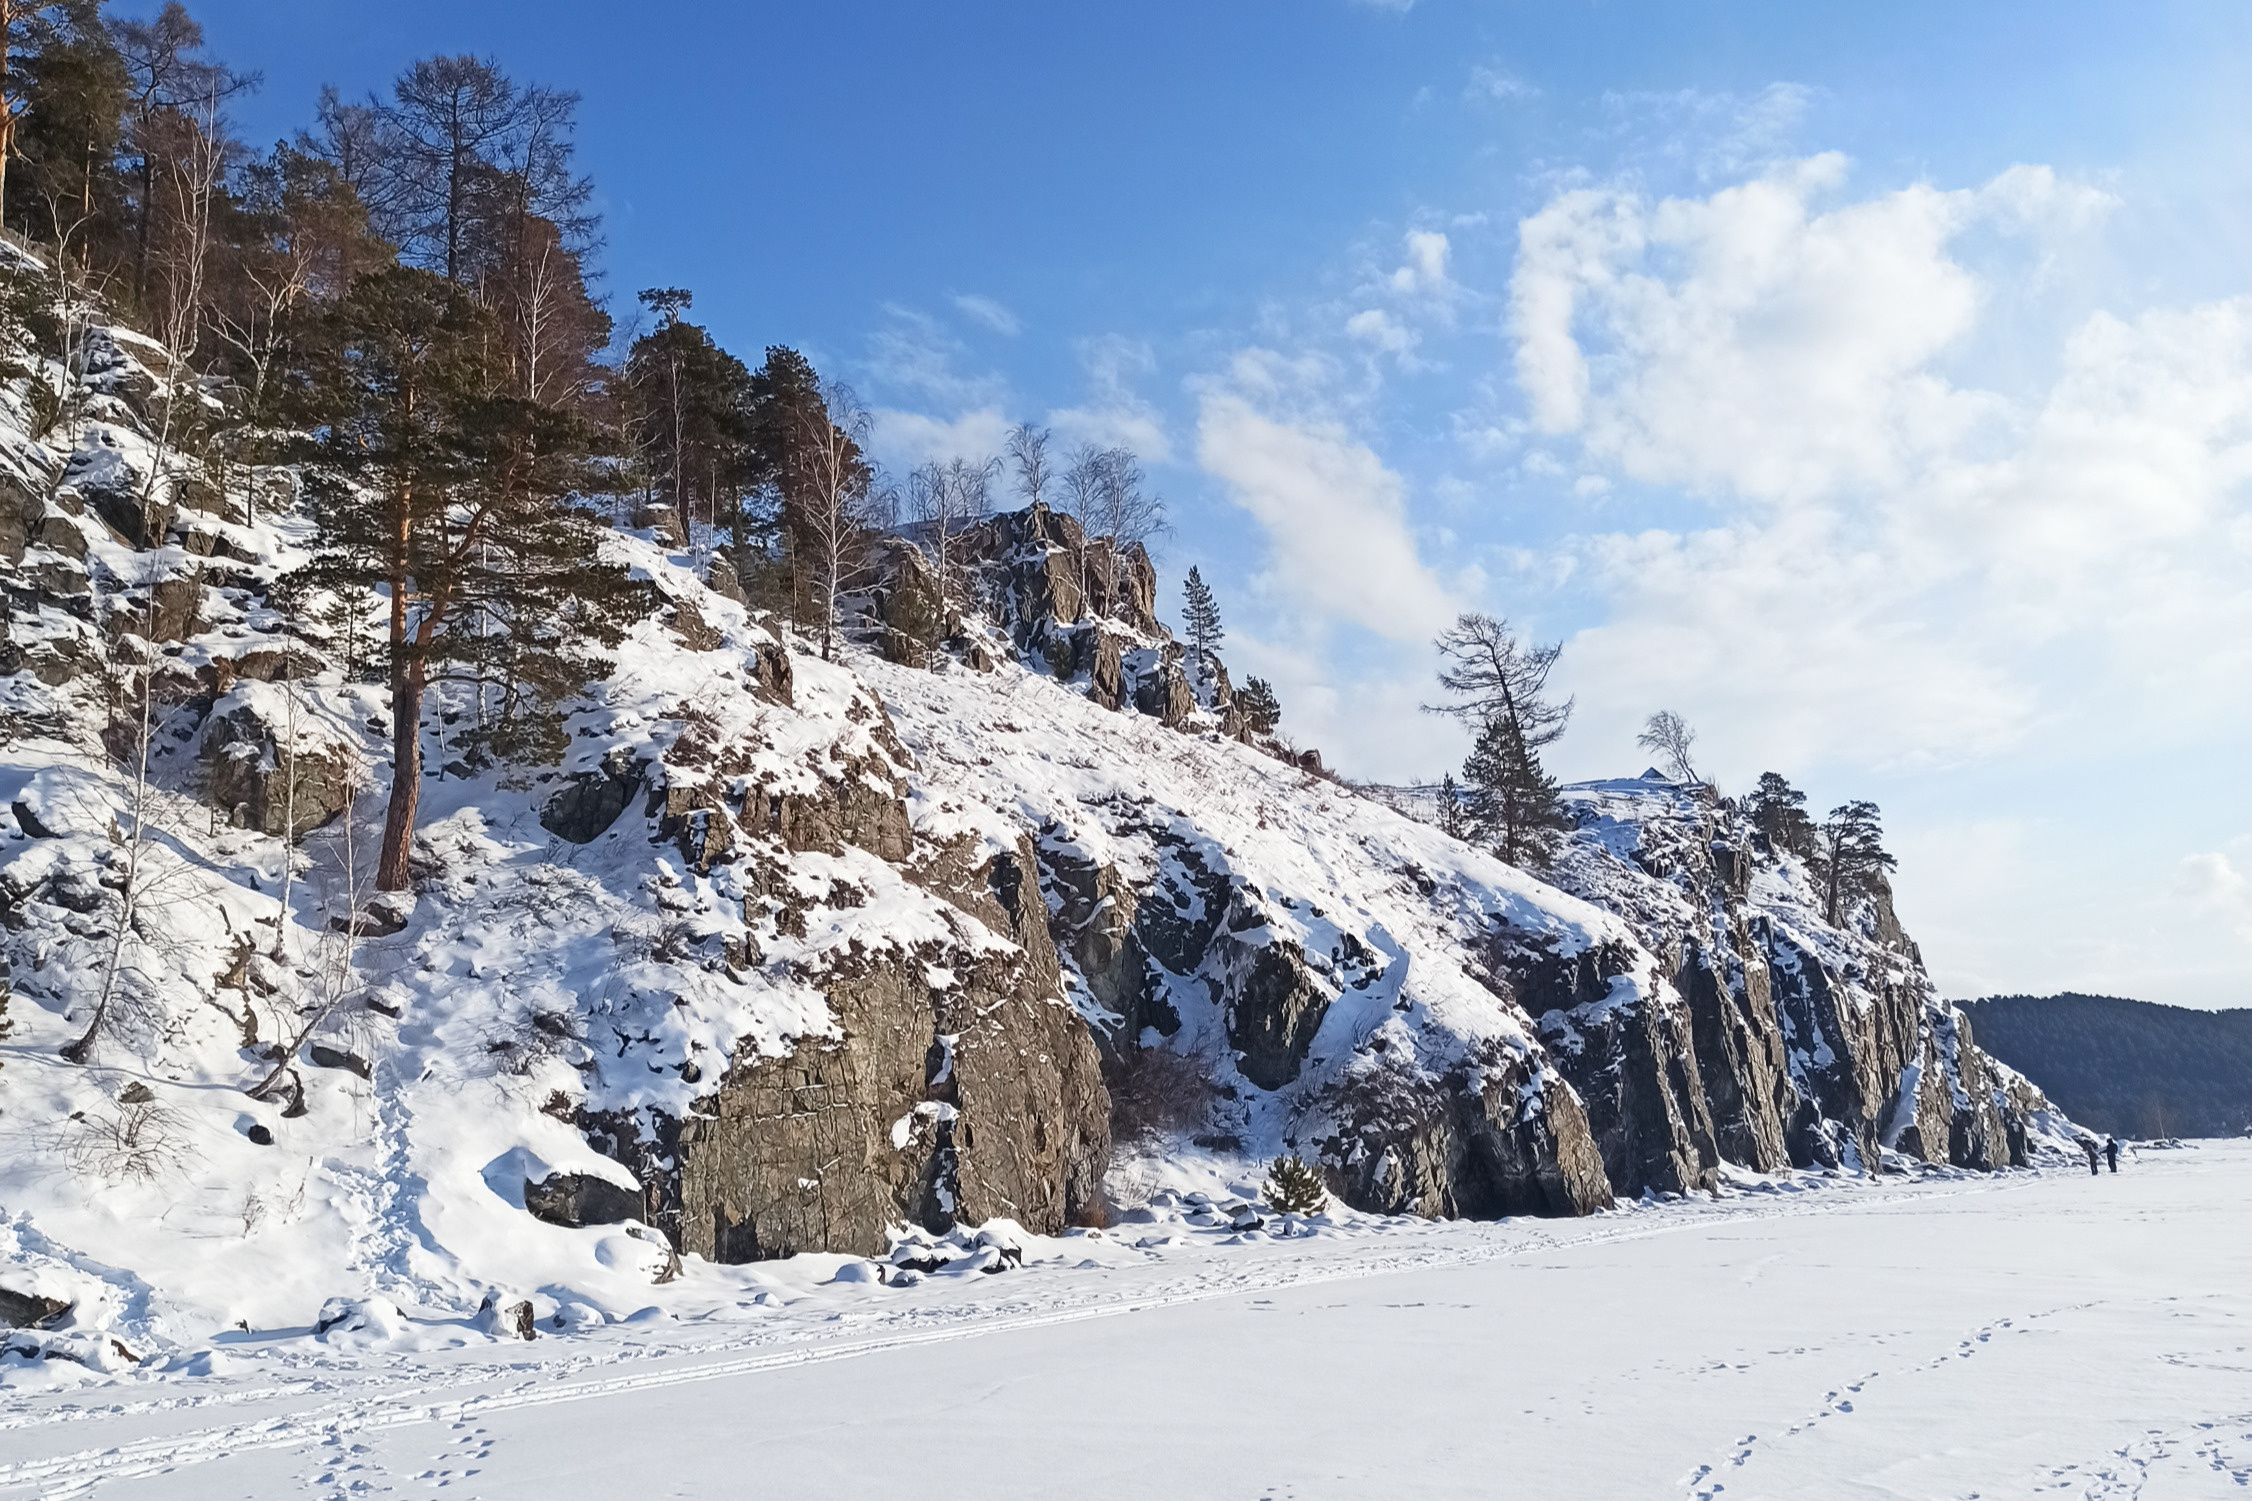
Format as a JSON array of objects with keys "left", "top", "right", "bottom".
[{"left": 0, "top": 300, "right": 2070, "bottom": 1361}]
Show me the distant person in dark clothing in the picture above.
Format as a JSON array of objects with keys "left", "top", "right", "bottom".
[
  {"left": 2105, "top": 1136, "right": 2120, "bottom": 1173},
  {"left": 2082, "top": 1138, "right": 2101, "bottom": 1175}
]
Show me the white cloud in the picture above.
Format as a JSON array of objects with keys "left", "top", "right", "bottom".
[
  {"left": 1049, "top": 335, "right": 1173, "bottom": 461},
  {"left": 1504, "top": 155, "right": 2252, "bottom": 780},
  {"left": 2176, "top": 852, "right": 2252, "bottom": 941},
  {"left": 1196, "top": 390, "right": 1456, "bottom": 642},
  {"left": 869, "top": 406, "right": 1014, "bottom": 472},
  {"left": 1512, "top": 153, "right": 2002, "bottom": 499},
  {"left": 1346, "top": 308, "right": 1418, "bottom": 355},
  {"left": 1597, "top": 83, "right": 1817, "bottom": 182},
  {"left": 1466, "top": 65, "right": 1535, "bottom": 103},
  {"left": 865, "top": 305, "right": 1008, "bottom": 411},
  {"left": 952, "top": 294, "right": 1021, "bottom": 336},
  {"left": 1390, "top": 229, "right": 1452, "bottom": 298}
]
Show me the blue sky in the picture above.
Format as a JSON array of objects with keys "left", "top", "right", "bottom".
[{"left": 174, "top": 1, "right": 2252, "bottom": 1007}]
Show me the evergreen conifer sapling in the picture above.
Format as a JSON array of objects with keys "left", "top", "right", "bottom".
[
  {"left": 1462, "top": 712, "right": 1569, "bottom": 871},
  {"left": 1180, "top": 565, "right": 1222, "bottom": 663},
  {"left": 1235, "top": 676, "right": 1282, "bottom": 738},
  {"left": 1263, "top": 1154, "right": 1327, "bottom": 1216}
]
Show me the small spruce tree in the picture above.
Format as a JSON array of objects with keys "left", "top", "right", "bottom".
[
  {"left": 1437, "top": 771, "right": 1467, "bottom": 839},
  {"left": 1462, "top": 713, "right": 1570, "bottom": 871},
  {"left": 1181, "top": 565, "right": 1223, "bottom": 672},
  {"left": 1264, "top": 1154, "right": 1327, "bottom": 1215},
  {"left": 1235, "top": 675, "right": 1282, "bottom": 738}
]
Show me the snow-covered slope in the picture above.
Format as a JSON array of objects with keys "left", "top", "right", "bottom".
[{"left": 0, "top": 290, "right": 2067, "bottom": 1365}]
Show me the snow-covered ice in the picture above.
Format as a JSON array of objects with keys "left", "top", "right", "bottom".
[{"left": 0, "top": 1143, "right": 2243, "bottom": 1499}]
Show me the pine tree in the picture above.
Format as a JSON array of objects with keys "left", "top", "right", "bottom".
[
  {"left": 1235, "top": 675, "right": 1281, "bottom": 738},
  {"left": 1428, "top": 613, "right": 1574, "bottom": 870},
  {"left": 284, "top": 266, "right": 640, "bottom": 892},
  {"left": 368, "top": 55, "right": 595, "bottom": 285},
  {"left": 1436, "top": 771, "right": 1466, "bottom": 839},
  {"left": 1181, "top": 565, "right": 1223, "bottom": 675},
  {"left": 621, "top": 289, "right": 755, "bottom": 539},
  {"left": 1819, "top": 800, "right": 1898, "bottom": 928},
  {"left": 110, "top": 1, "right": 255, "bottom": 316},
  {"left": 5, "top": 0, "right": 128, "bottom": 259},
  {"left": 1462, "top": 712, "right": 1569, "bottom": 871},
  {"left": 1263, "top": 1154, "right": 1327, "bottom": 1215},
  {"left": 1425, "top": 612, "right": 1573, "bottom": 749},
  {"left": 747, "top": 344, "right": 827, "bottom": 615},
  {"left": 1743, "top": 771, "right": 1816, "bottom": 857}
]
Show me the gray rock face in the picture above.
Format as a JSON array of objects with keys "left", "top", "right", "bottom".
[
  {"left": 0, "top": 479, "right": 36, "bottom": 567},
  {"left": 1678, "top": 938, "right": 1793, "bottom": 1173},
  {"left": 676, "top": 832, "right": 1109, "bottom": 1262},
  {"left": 524, "top": 1172, "right": 643, "bottom": 1229},
  {"left": 1543, "top": 776, "right": 2043, "bottom": 1192},
  {"left": 1313, "top": 1046, "right": 1614, "bottom": 1218},
  {"left": 575, "top": 687, "right": 1115, "bottom": 1263},
  {"left": 201, "top": 696, "right": 354, "bottom": 839},
  {"left": 929, "top": 503, "right": 1165, "bottom": 671},
  {"left": 1036, "top": 840, "right": 1147, "bottom": 1029},
  {"left": 540, "top": 752, "right": 644, "bottom": 844},
  {"left": 1505, "top": 926, "right": 1720, "bottom": 1197}
]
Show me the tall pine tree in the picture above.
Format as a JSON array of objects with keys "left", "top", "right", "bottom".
[
  {"left": 1429, "top": 612, "right": 1575, "bottom": 871},
  {"left": 622, "top": 287, "right": 755, "bottom": 539},
  {"left": 4, "top": 0, "right": 127, "bottom": 260},
  {"left": 1461, "top": 712, "right": 1569, "bottom": 870},
  {"left": 1818, "top": 800, "right": 1898, "bottom": 927},
  {"left": 1181, "top": 565, "right": 1222, "bottom": 673},
  {"left": 285, "top": 266, "right": 639, "bottom": 891}
]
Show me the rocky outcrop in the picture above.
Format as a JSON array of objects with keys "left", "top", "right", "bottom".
[
  {"left": 676, "top": 831, "right": 1109, "bottom": 1262},
  {"left": 540, "top": 750, "right": 645, "bottom": 844},
  {"left": 1544, "top": 776, "right": 2047, "bottom": 1190},
  {"left": 200, "top": 689, "right": 355, "bottom": 839},
  {"left": 950, "top": 503, "right": 1162, "bottom": 647},
  {"left": 575, "top": 682, "right": 1117, "bottom": 1263},
  {"left": 860, "top": 504, "right": 1262, "bottom": 748},
  {"left": 1677, "top": 938, "right": 1794, "bottom": 1172},
  {"left": 1312, "top": 1045, "right": 1614, "bottom": 1219}
]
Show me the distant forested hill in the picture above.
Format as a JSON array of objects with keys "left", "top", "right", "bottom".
[{"left": 1960, "top": 994, "right": 2252, "bottom": 1138}]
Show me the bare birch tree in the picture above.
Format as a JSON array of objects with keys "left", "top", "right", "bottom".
[
  {"left": 1088, "top": 444, "right": 1166, "bottom": 619},
  {"left": 792, "top": 378, "right": 880, "bottom": 660},
  {"left": 907, "top": 453, "right": 997, "bottom": 611},
  {"left": 1005, "top": 422, "right": 1051, "bottom": 509},
  {"left": 250, "top": 753, "right": 370, "bottom": 1113},
  {"left": 61, "top": 566, "right": 194, "bottom": 1062},
  {"left": 133, "top": 80, "right": 231, "bottom": 535},
  {"left": 1636, "top": 710, "right": 1699, "bottom": 784}
]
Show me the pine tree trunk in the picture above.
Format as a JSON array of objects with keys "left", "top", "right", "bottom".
[
  {"left": 377, "top": 497, "right": 421, "bottom": 893},
  {"left": 377, "top": 653, "right": 424, "bottom": 892}
]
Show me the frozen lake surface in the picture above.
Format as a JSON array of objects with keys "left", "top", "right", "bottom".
[{"left": 4, "top": 1143, "right": 2246, "bottom": 1499}]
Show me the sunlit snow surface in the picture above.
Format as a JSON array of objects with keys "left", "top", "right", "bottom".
[{"left": 0, "top": 1143, "right": 2244, "bottom": 1499}]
